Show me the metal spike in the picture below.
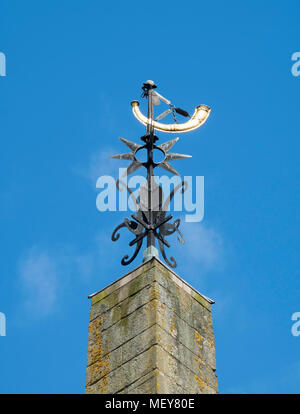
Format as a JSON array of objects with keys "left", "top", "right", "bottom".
[
  {"left": 110, "top": 153, "right": 134, "bottom": 161},
  {"left": 166, "top": 153, "right": 192, "bottom": 161},
  {"left": 123, "top": 161, "right": 143, "bottom": 177},
  {"left": 119, "top": 137, "right": 141, "bottom": 152},
  {"left": 159, "top": 137, "right": 179, "bottom": 152},
  {"left": 155, "top": 108, "right": 172, "bottom": 121},
  {"left": 159, "top": 161, "right": 180, "bottom": 176}
]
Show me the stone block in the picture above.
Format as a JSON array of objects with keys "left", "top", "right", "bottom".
[{"left": 85, "top": 257, "right": 217, "bottom": 394}]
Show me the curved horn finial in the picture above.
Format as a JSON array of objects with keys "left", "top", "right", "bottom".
[{"left": 131, "top": 101, "right": 211, "bottom": 133}]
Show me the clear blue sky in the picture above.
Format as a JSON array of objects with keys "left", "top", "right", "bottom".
[{"left": 0, "top": 0, "right": 300, "bottom": 393}]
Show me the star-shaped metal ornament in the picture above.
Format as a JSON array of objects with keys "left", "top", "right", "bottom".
[{"left": 110, "top": 136, "right": 191, "bottom": 178}]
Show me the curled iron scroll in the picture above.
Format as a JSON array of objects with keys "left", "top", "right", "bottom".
[{"left": 111, "top": 179, "right": 187, "bottom": 268}]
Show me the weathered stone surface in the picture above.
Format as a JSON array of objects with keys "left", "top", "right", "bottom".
[
  {"left": 156, "top": 344, "right": 217, "bottom": 393},
  {"left": 120, "top": 370, "right": 160, "bottom": 394},
  {"left": 120, "top": 369, "right": 189, "bottom": 394},
  {"left": 155, "top": 324, "right": 217, "bottom": 382},
  {"left": 86, "top": 324, "right": 157, "bottom": 386},
  {"left": 90, "top": 266, "right": 157, "bottom": 322},
  {"left": 88, "top": 280, "right": 214, "bottom": 356},
  {"left": 87, "top": 300, "right": 157, "bottom": 366},
  {"left": 86, "top": 346, "right": 156, "bottom": 394},
  {"left": 85, "top": 257, "right": 218, "bottom": 394}
]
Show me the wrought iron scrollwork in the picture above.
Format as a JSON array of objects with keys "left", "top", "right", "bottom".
[{"left": 111, "top": 179, "right": 187, "bottom": 268}]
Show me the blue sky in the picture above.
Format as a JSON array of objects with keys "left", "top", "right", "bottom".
[{"left": 0, "top": 0, "right": 300, "bottom": 393}]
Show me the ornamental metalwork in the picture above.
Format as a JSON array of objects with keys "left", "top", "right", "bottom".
[{"left": 110, "top": 80, "right": 210, "bottom": 268}]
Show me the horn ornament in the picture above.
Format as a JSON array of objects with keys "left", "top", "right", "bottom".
[{"left": 131, "top": 100, "right": 211, "bottom": 133}]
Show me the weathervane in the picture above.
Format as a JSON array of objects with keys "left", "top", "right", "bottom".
[{"left": 111, "top": 80, "right": 210, "bottom": 268}]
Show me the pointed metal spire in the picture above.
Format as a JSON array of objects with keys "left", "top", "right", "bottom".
[
  {"left": 110, "top": 137, "right": 143, "bottom": 177},
  {"left": 110, "top": 153, "right": 135, "bottom": 161},
  {"left": 166, "top": 153, "right": 192, "bottom": 161},
  {"left": 159, "top": 137, "right": 179, "bottom": 152},
  {"left": 123, "top": 161, "right": 143, "bottom": 177},
  {"left": 119, "top": 137, "right": 141, "bottom": 152},
  {"left": 159, "top": 161, "right": 180, "bottom": 176}
]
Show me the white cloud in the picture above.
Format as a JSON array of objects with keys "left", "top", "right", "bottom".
[
  {"left": 18, "top": 246, "right": 95, "bottom": 317},
  {"left": 19, "top": 248, "right": 58, "bottom": 316},
  {"left": 178, "top": 221, "right": 224, "bottom": 270},
  {"left": 17, "top": 223, "right": 126, "bottom": 319},
  {"left": 73, "top": 147, "right": 120, "bottom": 189},
  {"left": 86, "top": 148, "right": 118, "bottom": 185}
]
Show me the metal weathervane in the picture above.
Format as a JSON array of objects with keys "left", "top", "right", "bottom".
[{"left": 111, "top": 80, "right": 210, "bottom": 268}]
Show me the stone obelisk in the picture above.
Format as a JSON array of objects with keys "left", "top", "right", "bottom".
[{"left": 85, "top": 257, "right": 217, "bottom": 394}]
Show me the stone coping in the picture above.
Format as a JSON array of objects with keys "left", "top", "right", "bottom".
[{"left": 88, "top": 257, "right": 214, "bottom": 305}]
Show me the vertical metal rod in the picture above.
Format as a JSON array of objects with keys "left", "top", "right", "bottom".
[{"left": 146, "top": 88, "right": 155, "bottom": 248}]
